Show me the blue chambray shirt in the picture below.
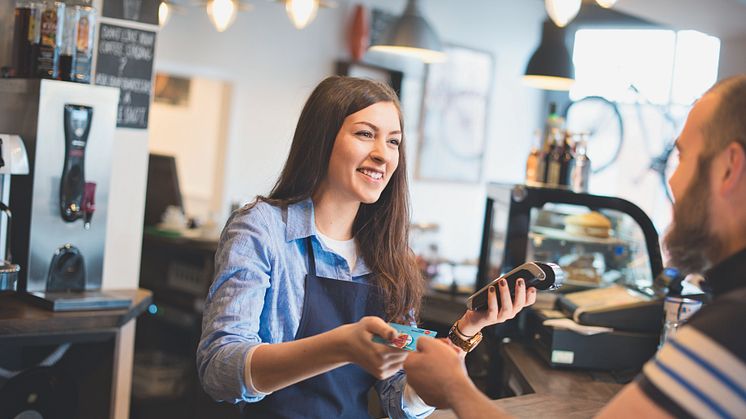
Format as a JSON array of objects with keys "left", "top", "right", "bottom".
[{"left": 196, "top": 198, "right": 433, "bottom": 419}]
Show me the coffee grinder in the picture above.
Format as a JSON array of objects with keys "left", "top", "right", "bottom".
[{"left": 0, "top": 79, "right": 130, "bottom": 310}]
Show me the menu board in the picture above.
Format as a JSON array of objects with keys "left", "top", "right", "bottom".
[{"left": 94, "top": 23, "right": 155, "bottom": 129}]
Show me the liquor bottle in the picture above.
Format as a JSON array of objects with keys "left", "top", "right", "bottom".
[
  {"left": 72, "top": 1, "right": 95, "bottom": 83},
  {"left": 544, "top": 102, "right": 565, "bottom": 139},
  {"left": 11, "top": 0, "right": 38, "bottom": 77},
  {"left": 559, "top": 132, "right": 575, "bottom": 187},
  {"left": 59, "top": 3, "right": 78, "bottom": 81},
  {"left": 570, "top": 134, "right": 591, "bottom": 193},
  {"left": 544, "top": 129, "right": 564, "bottom": 187},
  {"left": 35, "top": 0, "right": 65, "bottom": 79},
  {"left": 525, "top": 130, "right": 542, "bottom": 185}
]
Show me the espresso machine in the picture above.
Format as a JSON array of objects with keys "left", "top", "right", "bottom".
[{"left": 0, "top": 79, "right": 130, "bottom": 310}]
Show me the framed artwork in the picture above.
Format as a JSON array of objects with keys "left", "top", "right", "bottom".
[
  {"left": 336, "top": 61, "right": 403, "bottom": 99},
  {"left": 416, "top": 45, "right": 494, "bottom": 183},
  {"left": 154, "top": 73, "right": 191, "bottom": 106}
]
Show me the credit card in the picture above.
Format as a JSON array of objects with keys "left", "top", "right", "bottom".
[{"left": 372, "top": 323, "right": 437, "bottom": 352}]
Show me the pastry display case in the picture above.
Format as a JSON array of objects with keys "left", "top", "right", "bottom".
[{"left": 477, "top": 183, "right": 663, "bottom": 295}]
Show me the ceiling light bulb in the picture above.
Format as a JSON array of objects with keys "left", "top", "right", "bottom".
[
  {"left": 207, "top": 0, "right": 238, "bottom": 32},
  {"left": 285, "top": 0, "right": 319, "bottom": 29},
  {"left": 545, "top": 0, "right": 581, "bottom": 28},
  {"left": 158, "top": 1, "right": 171, "bottom": 27},
  {"left": 595, "top": 0, "right": 617, "bottom": 8}
]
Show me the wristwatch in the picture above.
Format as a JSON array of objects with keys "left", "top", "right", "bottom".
[{"left": 447, "top": 322, "right": 483, "bottom": 353}]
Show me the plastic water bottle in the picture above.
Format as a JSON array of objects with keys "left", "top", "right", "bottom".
[{"left": 659, "top": 296, "right": 702, "bottom": 348}]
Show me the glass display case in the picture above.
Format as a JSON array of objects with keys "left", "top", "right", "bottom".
[{"left": 477, "top": 183, "right": 663, "bottom": 295}]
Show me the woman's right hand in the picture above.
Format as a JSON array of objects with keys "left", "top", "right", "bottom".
[{"left": 335, "top": 316, "right": 410, "bottom": 380}]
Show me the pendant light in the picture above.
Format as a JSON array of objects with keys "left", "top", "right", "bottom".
[
  {"left": 368, "top": 0, "right": 445, "bottom": 63},
  {"left": 544, "top": 0, "right": 581, "bottom": 27},
  {"left": 285, "top": 0, "right": 318, "bottom": 29},
  {"left": 595, "top": 0, "right": 618, "bottom": 8},
  {"left": 158, "top": 1, "right": 171, "bottom": 27},
  {"left": 206, "top": 0, "right": 238, "bottom": 32},
  {"left": 523, "top": 19, "right": 575, "bottom": 91}
]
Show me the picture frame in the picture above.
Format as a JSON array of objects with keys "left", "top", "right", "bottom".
[{"left": 416, "top": 44, "right": 494, "bottom": 183}]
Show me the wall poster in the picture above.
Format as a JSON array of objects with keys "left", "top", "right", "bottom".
[{"left": 416, "top": 45, "right": 494, "bottom": 183}]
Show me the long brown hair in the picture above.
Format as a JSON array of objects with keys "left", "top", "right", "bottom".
[{"left": 256, "top": 76, "right": 424, "bottom": 323}]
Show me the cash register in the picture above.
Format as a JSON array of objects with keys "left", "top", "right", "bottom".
[{"left": 477, "top": 183, "right": 668, "bottom": 371}]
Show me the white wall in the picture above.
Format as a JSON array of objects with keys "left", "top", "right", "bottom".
[
  {"left": 155, "top": 0, "right": 546, "bottom": 264},
  {"left": 718, "top": 34, "right": 746, "bottom": 79},
  {"left": 149, "top": 77, "right": 230, "bottom": 220}
]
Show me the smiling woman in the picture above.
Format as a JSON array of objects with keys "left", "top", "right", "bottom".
[{"left": 196, "top": 75, "right": 536, "bottom": 418}]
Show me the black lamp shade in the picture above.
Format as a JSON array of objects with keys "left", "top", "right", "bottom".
[
  {"left": 369, "top": 0, "right": 446, "bottom": 63},
  {"left": 524, "top": 20, "right": 575, "bottom": 91}
]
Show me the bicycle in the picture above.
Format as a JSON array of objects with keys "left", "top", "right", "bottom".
[{"left": 563, "top": 85, "right": 685, "bottom": 203}]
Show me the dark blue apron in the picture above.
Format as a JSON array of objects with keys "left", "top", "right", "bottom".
[{"left": 241, "top": 237, "right": 384, "bottom": 418}]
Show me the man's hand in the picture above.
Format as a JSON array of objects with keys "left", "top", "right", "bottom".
[{"left": 404, "top": 336, "right": 473, "bottom": 408}]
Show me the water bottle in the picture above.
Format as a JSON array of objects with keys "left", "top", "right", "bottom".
[{"left": 659, "top": 296, "right": 702, "bottom": 348}]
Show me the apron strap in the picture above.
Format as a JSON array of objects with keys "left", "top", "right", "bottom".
[{"left": 305, "top": 236, "right": 317, "bottom": 277}]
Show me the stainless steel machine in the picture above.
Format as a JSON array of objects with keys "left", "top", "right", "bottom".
[{"left": 0, "top": 79, "right": 130, "bottom": 310}]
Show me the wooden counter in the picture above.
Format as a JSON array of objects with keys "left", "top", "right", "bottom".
[
  {"left": 0, "top": 289, "right": 152, "bottom": 419},
  {"left": 431, "top": 342, "right": 625, "bottom": 418},
  {"left": 0, "top": 289, "right": 151, "bottom": 341}
]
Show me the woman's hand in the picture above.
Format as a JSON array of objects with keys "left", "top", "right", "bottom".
[
  {"left": 457, "top": 278, "right": 537, "bottom": 338},
  {"left": 335, "top": 316, "right": 410, "bottom": 380}
]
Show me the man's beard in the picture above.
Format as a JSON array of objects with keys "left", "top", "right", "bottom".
[{"left": 663, "top": 161, "right": 725, "bottom": 275}]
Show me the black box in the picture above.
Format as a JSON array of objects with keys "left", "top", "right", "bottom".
[{"left": 526, "top": 308, "right": 659, "bottom": 371}]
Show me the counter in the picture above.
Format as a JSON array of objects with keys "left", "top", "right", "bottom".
[{"left": 430, "top": 342, "right": 626, "bottom": 418}]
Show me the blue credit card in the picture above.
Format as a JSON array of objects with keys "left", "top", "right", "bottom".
[{"left": 372, "top": 323, "right": 437, "bottom": 351}]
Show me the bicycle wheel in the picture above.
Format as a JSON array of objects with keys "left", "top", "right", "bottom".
[{"left": 563, "top": 96, "right": 624, "bottom": 173}]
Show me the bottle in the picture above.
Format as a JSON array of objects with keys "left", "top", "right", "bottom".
[
  {"left": 570, "top": 134, "right": 591, "bottom": 193},
  {"left": 544, "top": 102, "right": 565, "bottom": 139},
  {"left": 559, "top": 132, "right": 575, "bottom": 187},
  {"left": 659, "top": 296, "right": 702, "bottom": 348},
  {"left": 544, "top": 129, "right": 564, "bottom": 187},
  {"left": 35, "top": 0, "right": 65, "bottom": 79},
  {"left": 11, "top": 0, "right": 38, "bottom": 77},
  {"left": 59, "top": 3, "right": 78, "bottom": 81},
  {"left": 525, "top": 130, "right": 542, "bottom": 185},
  {"left": 72, "top": 1, "right": 94, "bottom": 83}
]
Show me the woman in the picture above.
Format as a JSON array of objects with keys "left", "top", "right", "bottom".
[{"left": 197, "top": 76, "right": 536, "bottom": 418}]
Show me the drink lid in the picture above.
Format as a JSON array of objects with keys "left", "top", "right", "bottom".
[{"left": 664, "top": 296, "right": 703, "bottom": 322}]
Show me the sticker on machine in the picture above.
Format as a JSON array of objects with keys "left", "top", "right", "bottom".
[{"left": 551, "top": 350, "right": 575, "bottom": 364}]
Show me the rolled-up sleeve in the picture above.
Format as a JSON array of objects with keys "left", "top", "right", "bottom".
[
  {"left": 376, "top": 370, "right": 435, "bottom": 419},
  {"left": 196, "top": 208, "right": 274, "bottom": 403}
]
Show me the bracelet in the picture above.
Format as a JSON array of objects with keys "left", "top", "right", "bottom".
[{"left": 454, "top": 321, "right": 476, "bottom": 339}]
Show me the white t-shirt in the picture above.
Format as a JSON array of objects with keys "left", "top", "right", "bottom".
[{"left": 317, "top": 231, "right": 358, "bottom": 272}]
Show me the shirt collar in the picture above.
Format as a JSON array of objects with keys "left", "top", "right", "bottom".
[
  {"left": 284, "top": 197, "right": 372, "bottom": 276},
  {"left": 285, "top": 198, "right": 316, "bottom": 242},
  {"left": 704, "top": 246, "right": 746, "bottom": 297}
]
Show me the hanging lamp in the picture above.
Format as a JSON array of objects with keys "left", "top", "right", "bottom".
[
  {"left": 523, "top": 19, "right": 575, "bottom": 91},
  {"left": 368, "top": 0, "right": 445, "bottom": 63}
]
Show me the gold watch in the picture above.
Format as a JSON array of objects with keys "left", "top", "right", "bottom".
[{"left": 447, "top": 323, "right": 483, "bottom": 353}]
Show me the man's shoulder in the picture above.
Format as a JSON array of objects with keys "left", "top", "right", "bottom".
[{"left": 686, "top": 288, "right": 746, "bottom": 363}]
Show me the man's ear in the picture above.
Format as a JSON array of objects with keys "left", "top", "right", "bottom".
[{"left": 719, "top": 141, "right": 745, "bottom": 195}]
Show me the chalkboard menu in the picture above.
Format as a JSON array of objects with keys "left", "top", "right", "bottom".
[{"left": 94, "top": 23, "right": 155, "bottom": 129}]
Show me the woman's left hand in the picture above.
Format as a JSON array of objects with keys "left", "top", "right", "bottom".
[{"left": 456, "top": 278, "right": 537, "bottom": 338}]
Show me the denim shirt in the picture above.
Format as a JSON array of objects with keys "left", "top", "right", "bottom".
[{"left": 196, "top": 198, "right": 433, "bottom": 418}]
